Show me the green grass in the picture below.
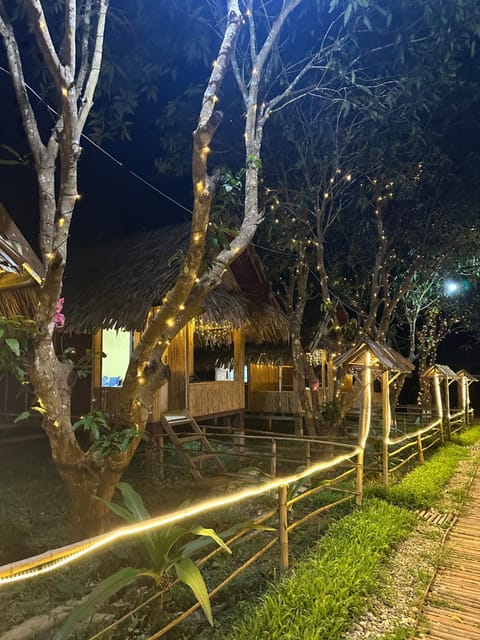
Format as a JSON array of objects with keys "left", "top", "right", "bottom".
[
  {"left": 452, "top": 424, "right": 480, "bottom": 446},
  {"left": 366, "top": 424, "right": 480, "bottom": 510},
  {"left": 205, "top": 500, "right": 416, "bottom": 640}
]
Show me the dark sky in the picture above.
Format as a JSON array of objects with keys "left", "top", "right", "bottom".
[{"left": 0, "top": 70, "right": 193, "bottom": 249}]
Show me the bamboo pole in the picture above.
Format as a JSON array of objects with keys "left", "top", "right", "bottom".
[
  {"left": 278, "top": 484, "right": 289, "bottom": 574},
  {"left": 305, "top": 440, "right": 311, "bottom": 467},
  {"left": 417, "top": 433, "right": 424, "bottom": 465},
  {"left": 382, "top": 370, "right": 391, "bottom": 487},
  {"left": 356, "top": 350, "right": 371, "bottom": 506},
  {"left": 270, "top": 439, "right": 277, "bottom": 477},
  {"left": 432, "top": 372, "right": 444, "bottom": 444}
]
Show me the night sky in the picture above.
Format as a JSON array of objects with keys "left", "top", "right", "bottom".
[{"left": 1, "top": 1, "right": 480, "bottom": 379}]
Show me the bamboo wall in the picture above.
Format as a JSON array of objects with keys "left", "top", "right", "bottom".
[
  {"left": 248, "top": 390, "right": 302, "bottom": 414},
  {"left": 249, "top": 364, "right": 279, "bottom": 391},
  {"left": 188, "top": 380, "right": 245, "bottom": 417}
]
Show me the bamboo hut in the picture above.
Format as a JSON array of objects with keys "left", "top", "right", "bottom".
[
  {"left": 0, "top": 203, "right": 43, "bottom": 316},
  {"left": 62, "top": 224, "right": 288, "bottom": 422}
]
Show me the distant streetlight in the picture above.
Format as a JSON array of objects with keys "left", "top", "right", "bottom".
[{"left": 443, "top": 279, "right": 461, "bottom": 296}]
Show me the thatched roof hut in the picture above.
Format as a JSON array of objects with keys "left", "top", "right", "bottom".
[
  {"left": 0, "top": 203, "right": 43, "bottom": 316},
  {"left": 334, "top": 339, "right": 414, "bottom": 374},
  {"left": 62, "top": 224, "right": 288, "bottom": 343}
]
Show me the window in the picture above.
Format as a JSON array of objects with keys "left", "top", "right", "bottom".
[{"left": 101, "top": 329, "right": 132, "bottom": 387}]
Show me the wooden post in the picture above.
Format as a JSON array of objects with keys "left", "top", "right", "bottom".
[
  {"left": 382, "top": 370, "right": 391, "bottom": 487},
  {"left": 466, "top": 379, "right": 472, "bottom": 426},
  {"left": 356, "top": 350, "right": 371, "bottom": 506},
  {"left": 432, "top": 372, "right": 444, "bottom": 444},
  {"left": 327, "top": 354, "right": 334, "bottom": 401},
  {"left": 270, "top": 439, "right": 277, "bottom": 477},
  {"left": 278, "top": 484, "right": 289, "bottom": 574},
  {"left": 305, "top": 440, "right": 311, "bottom": 467},
  {"left": 444, "top": 377, "right": 451, "bottom": 439},
  {"left": 417, "top": 433, "right": 424, "bottom": 465}
]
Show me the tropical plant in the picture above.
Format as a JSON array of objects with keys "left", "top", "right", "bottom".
[
  {"left": 72, "top": 411, "right": 143, "bottom": 457},
  {"left": 54, "top": 482, "right": 232, "bottom": 639}
]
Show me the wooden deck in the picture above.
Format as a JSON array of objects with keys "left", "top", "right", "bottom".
[{"left": 415, "top": 469, "right": 480, "bottom": 639}]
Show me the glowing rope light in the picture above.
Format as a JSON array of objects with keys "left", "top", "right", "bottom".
[{"left": 0, "top": 448, "right": 360, "bottom": 586}]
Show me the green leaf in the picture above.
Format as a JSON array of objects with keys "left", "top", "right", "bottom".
[
  {"left": 14, "top": 411, "right": 31, "bottom": 423},
  {"left": 5, "top": 338, "right": 20, "bottom": 357},
  {"left": 174, "top": 557, "right": 213, "bottom": 625},
  {"left": 115, "top": 482, "right": 151, "bottom": 521},
  {"left": 189, "top": 526, "right": 232, "bottom": 554},
  {"left": 52, "top": 567, "right": 142, "bottom": 640}
]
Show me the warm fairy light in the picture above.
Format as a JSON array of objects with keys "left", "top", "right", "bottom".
[
  {"left": 193, "top": 232, "right": 202, "bottom": 243},
  {"left": 57, "top": 217, "right": 65, "bottom": 227},
  {"left": 53, "top": 419, "right": 60, "bottom": 428},
  {"left": 61, "top": 87, "right": 68, "bottom": 97},
  {"left": 0, "top": 447, "right": 360, "bottom": 586},
  {"left": 46, "top": 252, "right": 54, "bottom": 261},
  {"left": 212, "top": 59, "right": 217, "bottom": 67},
  {"left": 74, "top": 194, "right": 82, "bottom": 200},
  {"left": 179, "top": 304, "right": 185, "bottom": 311},
  {"left": 211, "top": 95, "right": 219, "bottom": 104},
  {"left": 166, "top": 318, "right": 175, "bottom": 327},
  {"left": 195, "top": 277, "right": 200, "bottom": 283},
  {"left": 38, "top": 19, "right": 46, "bottom": 30},
  {"left": 346, "top": 174, "right": 352, "bottom": 182},
  {"left": 252, "top": 67, "right": 258, "bottom": 76},
  {"left": 324, "top": 192, "right": 329, "bottom": 199}
]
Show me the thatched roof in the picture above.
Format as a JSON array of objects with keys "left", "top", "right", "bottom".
[
  {"left": 334, "top": 339, "right": 414, "bottom": 373},
  {"left": 63, "top": 224, "right": 288, "bottom": 343},
  {"left": 0, "top": 203, "right": 43, "bottom": 316},
  {"left": 457, "top": 369, "right": 479, "bottom": 382},
  {"left": 423, "top": 364, "right": 459, "bottom": 380}
]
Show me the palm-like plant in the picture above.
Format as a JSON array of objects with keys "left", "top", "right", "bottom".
[{"left": 54, "top": 482, "right": 231, "bottom": 639}]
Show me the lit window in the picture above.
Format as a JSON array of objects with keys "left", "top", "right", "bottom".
[{"left": 101, "top": 329, "right": 132, "bottom": 387}]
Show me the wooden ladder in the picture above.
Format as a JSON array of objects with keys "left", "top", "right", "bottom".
[{"left": 160, "top": 413, "right": 226, "bottom": 480}]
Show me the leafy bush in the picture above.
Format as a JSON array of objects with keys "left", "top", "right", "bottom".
[
  {"left": 215, "top": 500, "right": 415, "bottom": 640},
  {"left": 0, "top": 315, "right": 39, "bottom": 381}
]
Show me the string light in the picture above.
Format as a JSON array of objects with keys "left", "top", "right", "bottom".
[{"left": 0, "top": 447, "right": 359, "bottom": 585}]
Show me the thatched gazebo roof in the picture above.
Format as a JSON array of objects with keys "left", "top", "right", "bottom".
[
  {"left": 423, "top": 364, "right": 459, "bottom": 380},
  {"left": 62, "top": 224, "right": 288, "bottom": 343},
  {"left": 334, "top": 339, "right": 414, "bottom": 373},
  {"left": 0, "top": 203, "right": 43, "bottom": 316},
  {"left": 457, "top": 369, "right": 479, "bottom": 382}
]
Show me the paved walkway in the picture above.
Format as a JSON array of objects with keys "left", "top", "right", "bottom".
[{"left": 416, "top": 470, "right": 480, "bottom": 639}]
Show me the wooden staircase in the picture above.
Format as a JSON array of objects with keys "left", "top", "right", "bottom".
[{"left": 160, "top": 413, "right": 226, "bottom": 480}]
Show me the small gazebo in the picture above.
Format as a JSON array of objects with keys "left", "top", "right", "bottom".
[
  {"left": 456, "top": 369, "right": 478, "bottom": 425},
  {"left": 423, "top": 364, "right": 459, "bottom": 433},
  {"left": 334, "top": 339, "right": 414, "bottom": 492}
]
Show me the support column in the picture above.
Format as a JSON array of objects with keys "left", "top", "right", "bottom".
[
  {"left": 432, "top": 372, "right": 444, "bottom": 444},
  {"left": 356, "top": 350, "right": 371, "bottom": 506},
  {"left": 382, "top": 370, "right": 391, "bottom": 487}
]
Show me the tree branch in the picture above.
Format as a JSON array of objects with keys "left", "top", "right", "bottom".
[
  {"left": 0, "top": 2, "right": 45, "bottom": 164},
  {"left": 78, "top": 0, "right": 109, "bottom": 133}
]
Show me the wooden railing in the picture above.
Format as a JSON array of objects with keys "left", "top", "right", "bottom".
[
  {"left": 0, "top": 435, "right": 359, "bottom": 639},
  {"left": 92, "top": 385, "right": 168, "bottom": 421}
]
